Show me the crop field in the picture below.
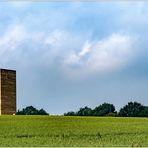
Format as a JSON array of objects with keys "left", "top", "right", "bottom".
[{"left": 0, "top": 116, "right": 147, "bottom": 147}]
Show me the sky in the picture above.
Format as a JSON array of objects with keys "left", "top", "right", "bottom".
[{"left": 0, "top": 1, "right": 148, "bottom": 115}]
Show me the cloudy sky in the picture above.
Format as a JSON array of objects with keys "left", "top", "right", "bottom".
[{"left": 0, "top": 1, "right": 148, "bottom": 114}]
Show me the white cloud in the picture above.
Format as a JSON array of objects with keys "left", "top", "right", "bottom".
[
  {"left": 64, "top": 52, "right": 80, "bottom": 65},
  {"left": 44, "top": 30, "right": 63, "bottom": 46},
  {"left": 63, "top": 33, "right": 135, "bottom": 78},
  {"left": 79, "top": 40, "right": 93, "bottom": 56},
  {"left": 88, "top": 34, "right": 132, "bottom": 71},
  {"left": 0, "top": 25, "right": 27, "bottom": 57},
  {"left": 0, "top": 24, "right": 46, "bottom": 65},
  {"left": 0, "top": 25, "right": 26, "bottom": 45},
  {"left": 63, "top": 40, "right": 93, "bottom": 68},
  {"left": 0, "top": 25, "right": 78, "bottom": 67},
  {"left": 0, "top": 24, "right": 136, "bottom": 79}
]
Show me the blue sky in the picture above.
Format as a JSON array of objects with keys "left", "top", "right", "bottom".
[{"left": 0, "top": 1, "right": 148, "bottom": 114}]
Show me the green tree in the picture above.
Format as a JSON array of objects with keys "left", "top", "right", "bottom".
[
  {"left": 77, "top": 106, "right": 92, "bottom": 116},
  {"left": 64, "top": 111, "right": 76, "bottom": 116},
  {"left": 38, "top": 108, "right": 49, "bottom": 115},
  {"left": 16, "top": 106, "right": 49, "bottom": 115},
  {"left": 119, "top": 102, "right": 144, "bottom": 117},
  {"left": 92, "top": 103, "right": 115, "bottom": 116},
  {"left": 138, "top": 107, "right": 148, "bottom": 117}
]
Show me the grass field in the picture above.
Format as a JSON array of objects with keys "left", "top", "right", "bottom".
[{"left": 0, "top": 116, "right": 147, "bottom": 147}]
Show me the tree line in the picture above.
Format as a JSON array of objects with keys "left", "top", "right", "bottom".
[
  {"left": 16, "top": 101, "right": 148, "bottom": 117},
  {"left": 64, "top": 101, "right": 148, "bottom": 117},
  {"left": 16, "top": 106, "right": 49, "bottom": 115}
]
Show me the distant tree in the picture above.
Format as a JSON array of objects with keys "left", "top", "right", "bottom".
[
  {"left": 16, "top": 106, "right": 49, "bottom": 115},
  {"left": 77, "top": 106, "right": 92, "bottom": 116},
  {"left": 138, "top": 107, "right": 148, "bottom": 117},
  {"left": 92, "top": 103, "right": 115, "bottom": 116},
  {"left": 119, "top": 102, "right": 144, "bottom": 117},
  {"left": 16, "top": 109, "right": 24, "bottom": 115},
  {"left": 64, "top": 111, "right": 76, "bottom": 116},
  {"left": 38, "top": 108, "right": 49, "bottom": 115},
  {"left": 63, "top": 101, "right": 148, "bottom": 117}
]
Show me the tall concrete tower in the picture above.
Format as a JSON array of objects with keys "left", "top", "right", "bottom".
[{"left": 0, "top": 69, "right": 16, "bottom": 115}]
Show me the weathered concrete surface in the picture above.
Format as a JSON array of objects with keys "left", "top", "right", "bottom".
[{"left": 0, "top": 69, "right": 16, "bottom": 115}]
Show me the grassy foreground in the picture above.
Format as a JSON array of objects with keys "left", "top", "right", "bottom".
[{"left": 0, "top": 116, "right": 147, "bottom": 147}]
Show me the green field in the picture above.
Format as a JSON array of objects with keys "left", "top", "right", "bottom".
[{"left": 0, "top": 116, "right": 147, "bottom": 147}]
